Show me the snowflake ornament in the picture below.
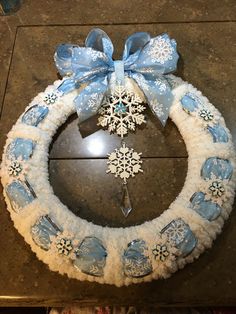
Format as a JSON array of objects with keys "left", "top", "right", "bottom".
[
  {"left": 98, "top": 85, "right": 146, "bottom": 137},
  {"left": 199, "top": 108, "right": 214, "bottom": 121},
  {"left": 152, "top": 244, "right": 169, "bottom": 262},
  {"left": 56, "top": 238, "right": 73, "bottom": 256},
  {"left": 8, "top": 161, "right": 22, "bottom": 177},
  {"left": 209, "top": 180, "right": 225, "bottom": 197},
  {"left": 44, "top": 92, "right": 58, "bottom": 105},
  {"left": 106, "top": 142, "right": 143, "bottom": 184}
]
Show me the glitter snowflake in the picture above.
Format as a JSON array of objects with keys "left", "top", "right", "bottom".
[
  {"left": 147, "top": 36, "right": 174, "bottom": 64},
  {"left": 98, "top": 85, "right": 146, "bottom": 137},
  {"left": 106, "top": 143, "right": 143, "bottom": 184}
]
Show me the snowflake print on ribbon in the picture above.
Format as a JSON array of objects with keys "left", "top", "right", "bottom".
[
  {"left": 150, "top": 99, "right": 165, "bottom": 119},
  {"left": 147, "top": 35, "right": 174, "bottom": 64},
  {"left": 107, "top": 142, "right": 143, "bottom": 184},
  {"left": 98, "top": 85, "right": 146, "bottom": 137}
]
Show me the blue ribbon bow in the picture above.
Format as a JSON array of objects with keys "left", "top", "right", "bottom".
[{"left": 54, "top": 28, "right": 179, "bottom": 125}]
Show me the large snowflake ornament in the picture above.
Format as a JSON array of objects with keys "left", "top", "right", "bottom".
[
  {"left": 98, "top": 85, "right": 146, "bottom": 137},
  {"left": 106, "top": 143, "right": 143, "bottom": 184}
]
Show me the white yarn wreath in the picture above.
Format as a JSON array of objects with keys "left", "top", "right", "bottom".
[{"left": 1, "top": 75, "right": 235, "bottom": 287}]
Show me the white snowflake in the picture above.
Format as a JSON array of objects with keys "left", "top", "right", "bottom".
[
  {"left": 44, "top": 92, "right": 58, "bottom": 105},
  {"left": 86, "top": 47, "right": 108, "bottom": 62},
  {"left": 147, "top": 36, "right": 174, "bottom": 64},
  {"left": 124, "top": 258, "right": 152, "bottom": 277},
  {"left": 87, "top": 93, "right": 103, "bottom": 112},
  {"left": 89, "top": 265, "right": 101, "bottom": 276},
  {"left": 133, "top": 73, "right": 150, "bottom": 91},
  {"left": 106, "top": 143, "right": 143, "bottom": 184},
  {"left": 150, "top": 100, "right": 165, "bottom": 117},
  {"left": 162, "top": 219, "right": 188, "bottom": 245},
  {"left": 98, "top": 85, "right": 146, "bottom": 137},
  {"left": 154, "top": 78, "right": 167, "bottom": 93}
]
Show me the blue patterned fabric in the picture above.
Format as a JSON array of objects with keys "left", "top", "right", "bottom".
[
  {"left": 22, "top": 105, "right": 49, "bottom": 126},
  {"left": 207, "top": 124, "right": 229, "bottom": 143},
  {"left": 5, "top": 180, "right": 35, "bottom": 211},
  {"left": 190, "top": 192, "right": 221, "bottom": 221},
  {"left": 123, "top": 239, "right": 152, "bottom": 278},
  {"left": 6, "top": 138, "right": 35, "bottom": 160},
  {"left": 161, "top": 218, "right": 197, "bottom": 257},
  {"left": 201, "top": 157, "right": 233, "bottom": 180},
  {"left": 180, "top": 93, "right": 199, "bottom": 113},
  {"left": 54, "top": 28, "right": 179, "bottom": 125},
  {"left": 74, "top": 237, "right": 107, "bottom": 277},
  {"left": 31, "top": 215, "right": 61, "bottom": 250}
]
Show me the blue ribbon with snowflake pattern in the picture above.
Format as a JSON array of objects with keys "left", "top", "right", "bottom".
[{"left": 54, "top": 28, "right": 179, "bottom": 125}]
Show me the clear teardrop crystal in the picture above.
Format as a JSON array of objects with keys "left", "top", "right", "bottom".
[{"left": 121, "top": 183, "right": 133, "bottom": 217}]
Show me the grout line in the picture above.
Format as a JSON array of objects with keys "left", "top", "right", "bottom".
[
  {"left": 49, "top": 156, "right": 188, "bottom": 160},
  {"left": 0, "top": 25, "right": 18, "bottom": 120},
  {"left": 15, "top": 20, "right": 236, "bottom": 28}
]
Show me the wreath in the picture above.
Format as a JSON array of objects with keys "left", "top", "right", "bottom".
[{"left": 1, "top": 29, "right": 235, "bottom": 286}]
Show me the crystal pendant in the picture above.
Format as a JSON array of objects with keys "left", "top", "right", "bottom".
[{"left": 121, "top": 183, "right": 133, "bottom": 217}]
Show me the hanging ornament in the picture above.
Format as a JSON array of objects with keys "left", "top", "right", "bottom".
[
  {"left": 106, "top": 142, "right": 143, "bottom": 217},
  {"left": 98, "top": 85, "right": 146, "bottom": 138}
]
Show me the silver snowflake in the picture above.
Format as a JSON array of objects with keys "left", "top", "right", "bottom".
[
  {"left": 98, "top": 85, "right": 146, "bottom": 137},
  {"left": 106, "top": 142, "right": 143, "bottom": 184},
  {"left": 147, "top": 36, "right": 174, "bottom": 64}
]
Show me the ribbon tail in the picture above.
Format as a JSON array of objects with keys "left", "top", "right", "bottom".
[
  {"left": 130, "top": 73, "right": 173, "bottom": 126},
  {"left": 57, "top": 78, "right": 78, "bottom": 94},
  {"left": 74, "top": 76, "right": 108, "bottom": 124}
]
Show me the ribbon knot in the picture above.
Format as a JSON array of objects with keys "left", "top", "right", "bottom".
[
  {"left": 113, "top": 60, "right": 125, "bottom": 85},
  {"left": 54, "top": 28, "right": 179, "bottom": 125}
]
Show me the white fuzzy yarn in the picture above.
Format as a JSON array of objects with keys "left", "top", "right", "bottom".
[{"left": 1, "top": 76, "right": 235, "bottom": 287}]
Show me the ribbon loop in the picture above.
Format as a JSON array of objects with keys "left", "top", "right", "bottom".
[
  {"left": 85, "top": 28, "right": 114, "bottom": 60},
  {"left": 54, "top": 28, "right": 179, "bottom": 125}
]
